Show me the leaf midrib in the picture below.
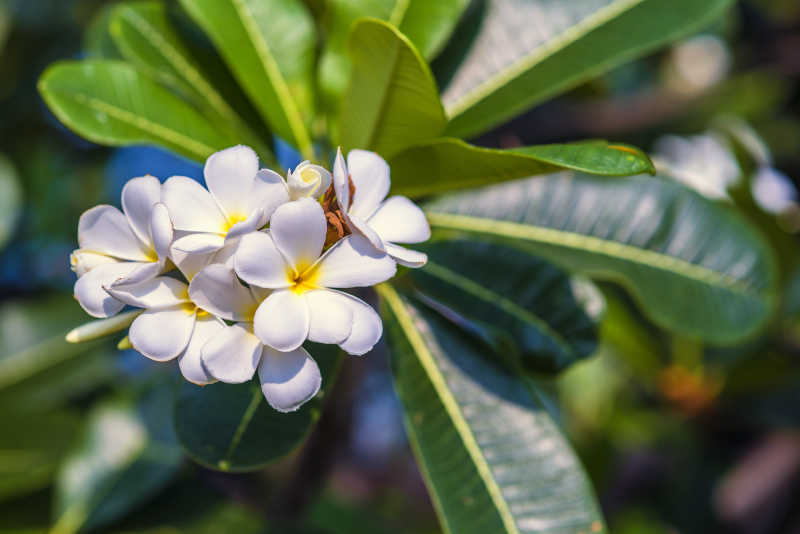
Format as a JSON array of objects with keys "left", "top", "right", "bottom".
[
  {"left": 378, "top": 283, "right": 522, "bottom": 534},
  {"left": 422, "top": 260, "right": 576, "bottom": 358},
  {"left": 426, "top": 212, "right": 760, "bottom": 298},
  {"left": 446, "top": 0, "right": 644, "bottom": 117}
]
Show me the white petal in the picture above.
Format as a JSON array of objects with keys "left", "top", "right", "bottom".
[
  {"left": 162, "top": 176, "right": 227, "bottom": 233},
  {"left": 385, "top": 243, "right": 428, "bottom": 268},
  {"left": 122, "top": 175, "right": 162, "bottom": 246},
  {"left": 253, "top": 289, "right": 309, "bottom": 352},
  {"left": 346, "top": 212, "right": 385, "bottom": 251},
  {"left": 170, "top": 246, "right": 215, "bottom": 281},
  {"left": 188, "top": 264, "right": 259, "bottom": 321},
  {"left": 367, "top": 196, "right": 430, "bottom": 244},
  {"left": 204, "top": 145, "right": 259, "bottom": 218},
  {"left": 316, "top": 235, "right": 396, "bottom": 288},
  {"left": 70, "top": 249, "right": 118, "bottom": 277},
  {"left": 258, "top": 346, "right": 321, "bottom": 412},
  {"left": 347, "top": 149, "right": 390, "bottom": 221},
  {"left": 335, "top": 291, "right": 383, "bottom": 355},
  {"left": 287, "top": 162, "right": 331, "bottom": 200},
  {"left": 110, "top": 261, "right": 162, "bottom": 287},
  {"left": 149, "top": 202, "right": 173, "bottom": 259},
  {"left": 225, "top": 208, "right": 265, "bottom": 241},
  {"left": 202, "top": 322, "right": 262, "bottom": 383},
  {"left": 105, "top": 276, "right": 188, "bottom": 309},
  {"left": 129, "top": 305, "right": 195, "bottom": 362},
  {"left": 333, "top": 147, "right": 350, "bottom": 212},
  {"left": 74, "top": 262, "right": 143, "bottom": 318},
  {"left": 270, "top": 198, "right": 326, "bottom": 272},
  {"left": 248, "top": 169, "right": 290, "bottom": 222},
  {"left": 172, "top": 233, "right": 226, "bottom": 254},
  {"left": 178, "top": 314, "right": 225, "bottom": 385},
  {"left": 233, "top": 231, "right": 291, "bottom": 289},
  {"left": 305, "top": 289, "right": 353, "bottom": 344},
  {"left": 78, "top": 205, "right": 152, "bottom": 261}
]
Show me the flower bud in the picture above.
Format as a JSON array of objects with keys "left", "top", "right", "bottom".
[
  {"left": 287, "top": 161, "right": 332, "bottom": 200},
  {"left": 70, "top": 249, "right": 115, "bottom": 277}
]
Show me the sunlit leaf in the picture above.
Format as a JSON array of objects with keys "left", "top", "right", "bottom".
[
  {"left": 178, "top": 0, "right": 316, "bottom": 158},
  {"left": 406, "top": 239, "right": 602, "bottom": 373},
  {"left": 340, "top": 19, "right": 446, "bottom": 158},
  {"left": 389, "top": 138, "right": 654, "bottom": 197},
  {"left": 425, "top": 172, "right": 778, "bottom": 343},
  {"left": 110, "top": 0, "right": 275, "bottom": 163},
  {"left": 379, "top": 284, "right": 607, "bottom": 534},
  {"left": 443, "top": 0, "right": 735, "bottom": 138},
  {"left": 174, "top": 343, "right": 341, "bottom": 472},
  {"left": 38, "top": 60, "right": 238, "bottom": 161}
]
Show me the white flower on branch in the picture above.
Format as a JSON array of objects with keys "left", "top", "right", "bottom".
[{"left": 333, "top": 149, "right": 430, "bottom": 267}]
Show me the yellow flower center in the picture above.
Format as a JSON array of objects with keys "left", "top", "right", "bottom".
[
  {"left": 299, "top": 166, "right": 319, "bottom": 184},
  {"left": 222, "top": 213, "right": 248, "bottom": 233},
  {"left": 286, "top": 263, "right": 321, "bottom": 295},
  {"left": 181, "top": 303, "right": 210, "bottom": 317}
]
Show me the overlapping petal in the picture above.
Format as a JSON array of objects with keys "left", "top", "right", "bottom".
[
  {"left": 202, "top": 322, "right": 263, "bottom": 383},
  {"left": 162, "top": 176, "right": 227, "bottom": 233},
  {"left": 188, "top": 264, "right": 259, "bottom": 321},
  {"left": 316, "top": 235, "right": 396, "bottom": 288},
  {"left": 254, "top": 289, "right": 310, "bottom": 352},
  {"left": 78, "top": 205, "right": 152, "bottom": 261},
  {"left": 234, "top": 231, "right": 290, "bottom": 289},
  {"left": 129, "top": 305, "right": 195, "bottom": 362},
  {"left": 270, "top": 198, "right": 326, "bottom": 272},
  {"left": 258, "top": 346, "right": 321, "bottom": 413},
  {"left": 204, "top": 145, "right": 259, "bottom": 218},
  {"left": 178, "top": 314, "right": 224, "bottom": 386},
  {"left": 121, "top": 175, "right": 162, "bottom": 247}
]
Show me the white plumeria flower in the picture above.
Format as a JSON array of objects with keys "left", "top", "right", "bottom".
[
  {"left": 71, "top": 176, "right": 172, "bottom": 318},
  {"left": 333, "top": 148, "right": 430, "bottom": 267},
  {"left": 751, "top": 166, "right": 798, "bottom": 215},
  {"left": 652, "top": 133, "right": 740, "bottom": 200},
  {"left": 232, "top": 197, "right": 395, "bottom": 354},
  {"left": 286, "top": 161, "right": 332, "bottom": 200},
  {"left": 187, "top": 264, "right": 356, "bottom": 412},
  {"left": 105, "top": 274, "right": 225, "bottom": 386},
  {"left": 162, "top": 145, "right": 288, "bottom": 255}
]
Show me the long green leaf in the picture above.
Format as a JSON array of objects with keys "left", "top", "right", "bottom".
[
  {"left": 38, "top": 60, "right": 237, "bottom": 161},
  {"left": 340, "top": 18, "right": 446, "bottom": 158},
  {"left": 407, "top": 239, "right": 602, "bottom": 373},
  {"left": 178, "top": 0, "right": 315, "bottom": 158},
  {"left": 173, "top": 343, "right": 341, "bottom": 472},
  {"left": 318, "top": 0, "right": 468, "bottom": 108},
  {"left": 389, "top": 138, "right": 654, "bottom": 197},
  {"left": 52, "top": 385, "right": 182, "bottom": 534},
  {"left": 379, "top": 284, "right": 606, "bottom": 534},
  {"left": 425, "top": 173, "right": 778, "bottom": 343},
  {"left": 0, "top": 154, "right": 21, "bottom": 250},
  {"left": 110, "top": 0, "right": 274, "bottom": 163},
  {"left": 443, "top": 0, "right": 734, "bottom": 138}
]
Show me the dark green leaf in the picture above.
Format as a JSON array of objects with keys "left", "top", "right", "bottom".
[
  {"left": 340, "top": 19, "right": 446, "bottom": 158},
  {"left": 178, "top": 0, "right": 316, "bottom": 158},
  {"left": 389, "top": 138, "right": 654, "bottom": 197},
  {"left": 425, "top": 172, "right": 778, "bottom": 343},
  {"left": 443, "top": 0, "right": 734, "bottom": 138},
  {"left": 174, "top": 343, "right": 341, "bottom": 472},
  {"left": 52, "top": 384, "right": 182, "bottom": 533},
  {"left": 110, "top": 0, "right": 275, "bottom": 164},
  {"left": 379, "top": 284, "right": 607, "bottom": 534},
  {"left": 407, "top": 239, "right": 602, "bottom": 373},
  {"left": 38, "top": 60, "right": 238, "bottom": 161}
]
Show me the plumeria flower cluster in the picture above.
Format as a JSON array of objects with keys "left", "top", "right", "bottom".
[{"left": 68, "top": 146, "right": 430, "bottom": 412}]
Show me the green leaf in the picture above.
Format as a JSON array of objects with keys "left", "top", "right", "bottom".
[
  {"left": 318, "top": 0, "right": 468, "bottom": 108},
  {"left": 178, "top": 0, "right": 315, "bottom": 158},
  {"left": 406, "top": 239, "right": 602, "bottom": 373},
  {"left": 0, "top": 411, "right": 81, "bottom": 503},
  {"left": 0, "top": 154, "right": 21, "bottom": 250},
  {"left": 442, "top": 0, "right": 734, "bottom": 138},
  {"left": 83, "top": 3, "right": 123, "bottom": 59},
  {"left": 424, "top": 173, "right": 778, "bottom": 344},
  {"left": 389, "top": 138, "right": 654, "bottom": 197},
  {"left": 339, "top": 18, "right": 446, "bottom": 159},
  {"left": 174, "top": 343, "right": 341, "bottom": 472},
  {"left": 38, "top": 60, "right": 237, "bottom": 161},
  {"left": 52, "top": 385, "right": 182, "bottom": 534},
  {"left": 378, "top": 284, "right": 607, "bottom": 534},
  {"left": 109, "top": 0, "right": 275, "bottom": 164}
]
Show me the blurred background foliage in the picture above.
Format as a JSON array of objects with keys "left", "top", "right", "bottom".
[{"left": 1, "top": 0, "right": 799, "bottom": 533}]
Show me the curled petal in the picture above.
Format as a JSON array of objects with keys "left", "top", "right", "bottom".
[
  {"left": 258, "top": 346, "right": 321, "bottom": 412},
  {"left": 367, "top": 196, "right": 430, "bottom": 244},
  {"left": 74, "top": 261, "right": 144, "bottom": 318},
  {"left": 287, "top": 162, "right": 331, "bottom": 200},
  {"left": 305, "top": 289, "right": 353, "bottom": 344},
  {"left": 189, "top": 264, "right": 259, "bottom": 321},
  {"left": 204, "top": 145, "right": 259, "bottom": 218},
  {"left": 129, "top": 305, "right": 195, "bottom": 362},
  {"left": 78, "top": 205, "right": 152, "bottom": 261},
  {"left": 105, "top": 276, "right": 188, "bottom": 309},
  {"left": 202, "top": 322, "right": 262, "bottom": 383},
  {"left": 178, "top": 314, "right": 225, "bottom": 386},
  {"left": 249, "top": 169, "right": 290, "bottom": 222},
  {"left": 384, "top": 243, "right": 427, "bottom": 268},
  {"left": 253, "top": 289, "right": 309, "bottom": 352},
  {"left": 225, "top": 208, "right": 265, "bottom": 241},
  {"left": 122, "top": 175, "right": 162, "bottom": 247},
  {"left": 172, "top": 233, "right": 226, "bottom": 254},
  {"left": 333, "top": 147, "right": 350, "bottom": 213},
  {"left": 347, "top": 149, "right": 390, "bottom": 220},
  {"left": 70, "top": 250, "right": 118, "bottom": 277},
  {"left": 316, "top": 235, "right": 396, "bottom": 288},
  {"left": 335, "top": 291, "right": 383, "bottom": 356},
  {"left": 150, "top": 202, "right": 173, "bottom": 260}
]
